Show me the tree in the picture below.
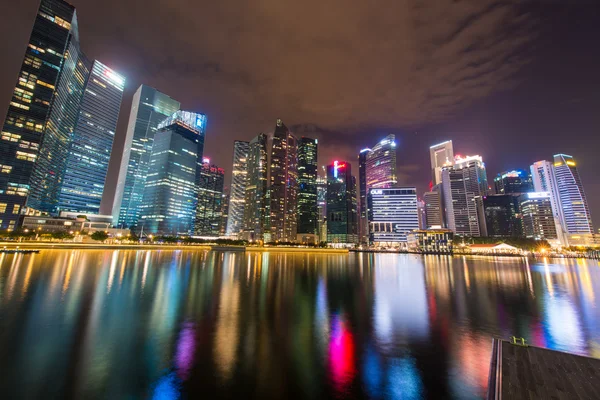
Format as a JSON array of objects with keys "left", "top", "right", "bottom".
[
  {"left": 91, "top": 231, "right": 109, "bottom": 242},
  {"left": 51, "top": 231, "right": 74, "bottom": 240}
]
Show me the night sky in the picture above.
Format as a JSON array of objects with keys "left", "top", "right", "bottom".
[{"left": 1, "top": 0, "right": 599, "bottom": 228}]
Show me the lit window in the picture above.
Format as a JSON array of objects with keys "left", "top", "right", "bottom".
[
  {"left": 0, "top": 203, "right": 7, "bottom": 213},
  {"left": 36, "top": 80, "right": 55, "bottom": 90},
  {"left": 13, "top": 205, "right": 20, "bottom": 215},
  {"left": 16, "top": 151, "right": 37, "bottom": 162}
]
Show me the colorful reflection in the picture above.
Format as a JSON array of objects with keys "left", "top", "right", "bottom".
[{"left": 0, "top": 250, "right": 598, "bottom": 399}]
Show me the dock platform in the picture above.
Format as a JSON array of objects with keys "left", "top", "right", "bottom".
[{"left": 487, "top": 338, "right": 600, "bottom": 399}]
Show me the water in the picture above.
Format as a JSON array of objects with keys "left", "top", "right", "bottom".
[{"left": 0, "top": 250, "right": 598, "bottom": 399}]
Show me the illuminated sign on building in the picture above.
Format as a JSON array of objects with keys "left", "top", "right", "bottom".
[
  {"left": 527, "top": 191, "right": 550, "bottom": 199},
  {"left": 333, "top": 160, "right": 346, "bottom": 178}
]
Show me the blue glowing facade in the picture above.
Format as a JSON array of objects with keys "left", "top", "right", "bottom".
[
  {"left": 139, "top": 111, "right": 206, "bottom": 235},
  {"left": 112, "top": 85, "right": 180, "bottom": 229},
  {"left": 57, "top": 60, "right": 124, "bottom": 214}
]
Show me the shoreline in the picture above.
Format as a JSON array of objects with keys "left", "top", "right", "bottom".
[{"left": 0, "top": 242, "right": 597, "bottom": 259}]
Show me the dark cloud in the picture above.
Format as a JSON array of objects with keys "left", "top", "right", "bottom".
[{"left": 0, "top": 0, "right": 599, "bottom": 224}]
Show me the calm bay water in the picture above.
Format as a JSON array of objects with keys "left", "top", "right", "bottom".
[{"left": 0, "top": 250, "right": 598, "bottom": 399}]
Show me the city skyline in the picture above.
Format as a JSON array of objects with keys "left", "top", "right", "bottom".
[{"left": 0, "top": 0, "right": 598, "bottom": 232}]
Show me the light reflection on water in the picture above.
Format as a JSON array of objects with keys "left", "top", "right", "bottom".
[{"left": 0, "top": 250, "right": 598, "bottom": 399}]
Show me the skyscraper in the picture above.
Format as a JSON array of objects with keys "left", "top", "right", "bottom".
[
  {"left": 366, "top": 134, "right": 397, "bottom": 189},
  {"left": 430, "top": 140, "right": 454, "bottom": 186},
  {"left": 553, "top": 154, "right": 593, "bottom": 234},
  {"left": 442, "top": 155, "right": 488, "bottom": 236},
  {"left": 112, "top": 85, "right": 180, "bottom": 229},
  {"left": 297, "top": 137, "right": 318, "bottom": 239},
  {"left": 483, "top": 194, "right": 522, "bottom": 237},
  {"left": 326, "top": 160, "right": 357, "bottom": 244},
  {"left": 27, "top": 20, "right": 90, "bottom": 215},
  {"left": 225, "top": 140, "right": 249, "bottom": 237},
  {"left": 56, "top": 60, "right": 125, "bottom": 214},
  {"left": 368, "top": 187, "right": 419, "bottom": 247},
  {"left": 494, "top": 170, "right": 533, "bottom": 195},
  {"left": 358, "top": 148, "right": 370, "bottom": 244},
  {"left": 424, "top": 189, "right": 443, "bottom": 228},
  {"left": 317, "top": 170, "right": 327, "bottom": 243},
  {"left": 195, "top": 158, "right": 224, "bottom": 236},
  {"left": 0, "top": 0, "right": 80, "bottom": 229},
  {"left": 269, "top": 119, "right": 298, "bottom": 242},
  {"left": 139, "top": 111, "right": 206, "bottom": 235},
  {"left": 242, "top": 133, "right": 268, "bottom": 241},
  {"left": 519, "top": 192, "right": 557, "bottom": 240},
  {"left": 530, "top": 160, "right": 566, "bottom": 243}
]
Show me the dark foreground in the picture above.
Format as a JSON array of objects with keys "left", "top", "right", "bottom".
[
  {"left": 0, "top": 250, "right": 599, "bottom": 399},
  {"left": 488, "top": 339, "right": 600, "bottom": 399}
]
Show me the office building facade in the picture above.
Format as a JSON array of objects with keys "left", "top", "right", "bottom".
[
  {"left": 56, "top": 60, "right": 125, "bottom": 214},
  {"left": 519, "top": 192, "right": 558, "bottom": 240},
  {"left": 430, "top": 140, "right": 454, "bottom": 186},
  {"left": 0, "top": 0, "right": 80, "bottom": 229},
  {"left": 112, "top": 85, "right": 180, "bottom": 229},
  {"left": 483, "top": 194, "right": 522, "bottom": 237},
  {"left": 530, "top": 160, "right": 567, "bottom": 243},
  {"left": 139, "top": 111, "right": 206, "bottom": 235},
  {"left": 365, "top": 134, "right": 397, "bottom": 189},
  {"left": 269, "top": 119, "right": 298, "bottom": 242},
  {"left": 297, "top": 137, "right": 318, "bottom": 237},
  {"left": 326, "top": 161, "right": 357, "bottom": 244},
  {"left": 442, "top": 155, "right": 488, "bottom": 236},
  {"left": 368, "top": 187, "right": 419, "bottom": 246},
  {"left": 424, "top": 189, "right": 443, "bottom": 228},
  {"left": 195, "top": 159, "right": 224, "bottom": 236},
  {"left": 494, "top": 170, "right": 533, "bottom": 195},
  {"left": 242, "top": 133, "right": 268, "bottom": 241},
  {"left": 225, "top": 141, "right": 249, "bottom": 237},
  {"left": 358, "top": 148, "right": 370, "bottom": 244},
  {"left": 553, "top": 154, "right": 593, "bottom": 234},
  {"left": 317, "top": 171, "right": 327, "bottom": 242}
]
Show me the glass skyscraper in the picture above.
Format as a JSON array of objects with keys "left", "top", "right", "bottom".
[
  {"left": 0, "top": 0, "right": 79, "bottom": 229},
  {"left": 269, "top": 119, "right": 298, "bottom": 242},
  {"left": 358, "top": 148, "right": 370, "bottom": 244},
  {"left": 365, "top": 134, "right": 397, "bottom": 189},
  {"left": 297, "top": 137, "right": 318, "bottom": 237},
  {"left": 494, "top": 170, "right": 533, "bottom": 195},
  {"left": 483, "top": 194, "right": 522, "bottom": 237},
  {"left": 56, "top": 60, "right": 125, "bottom": 214},
  {"left": 519, "top": 192, "right": 558, "bottom": 240},
  {"left": 326, "top": 160, "right": 357, "bottom": 244},
  {"left": 530, "top": 160, "right": 567, "bottom": 244},
  {"left": 195, "top": 158, "right": 224, "bottom": 236},
  {"left": 553, "top": 154, "right": 593, "bottom": 234},
  {"left": 28, "top": 18, "right": 90, "bottom": 215},
  {"left": 242, "top": 133, "right": 268, "bottom": 241},
  {"left": 112, "top": 85, "right": 180, "bottom": 229},
  {"left": 225, "top": 140, "right": 249, "bottom": 237},
  {"left": 139, "top": 111, "right": 206, "bottom": 235}
]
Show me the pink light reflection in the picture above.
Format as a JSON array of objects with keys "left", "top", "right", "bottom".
[
  {"left": 328, "top": 315, "right": 356, "bottom": 393},
  {"left": 175, "top": 322, "right": 196, "bottom": 380}
]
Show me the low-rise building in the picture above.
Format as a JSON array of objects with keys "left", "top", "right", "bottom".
[{"left": 407, "top": 229, "right": 453, "bottom": 254}]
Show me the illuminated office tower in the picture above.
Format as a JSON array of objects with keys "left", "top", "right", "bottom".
[
  {"left": 530, "top": 160, "right": 566, "bottom": 242},
  {"left": 424, "top": 189, "right": 443, "bottom": 228},
  {"left": 317, "top": 170, "right": 327, "bottom": 242},
  {"left": 442, "top": 155, "right": 488, "bottom": 236},
  {"left": 112, "top": 85, "right": 180, "bottom": 229},
  {"left": 326, "top": 161, "right": 357, "bottom": 244},
  {"left": 366, "top": 134, "right": 397, "bottom": 189},
  {"left": 368, "top": 187, "right": 419, "bottom": 247},
  {"left": 269, "top": 119, "right": 298, "bottom": 242},
  {"left": 483, "top": 194, "right": 522, "bottom": 237},
  {"left": 358, "top": 148, "right": 370, "bottom": 244},
  {"left": 553, "top": 154, "right": 593, "bottom": 234},
  {"left": 297, "top": 137, "right": 318, "bottom": 239},
  {"left": 225, "top": 141, "right": 249, "bottom": 237},
  {"left": 220, "top": 189, "right": 230, "bottom": 236},
  {"left": 139, "top": 111, "right": 206, "bottom": 235},
  {"left": 429, "top": 140, "right": 454, "bottom": 185},
  {"left": 494, "top": 170, "right": 533, "bottom": 194},
  {"left": 519, "top": 192, "right": 557, "bottom": 240},
  {"left": 57, "top": 60, "right": 125, "bottom": 214},
  {"left": 0, "top": 0, "right": 81, "bottom": 229},
  {"left": 242, "top": 133, "right": 268, "bottom": 241},
  {"left": 195, "top": 158, "right": 224, "bottom": 236}
]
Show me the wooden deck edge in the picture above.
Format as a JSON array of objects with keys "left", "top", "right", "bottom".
[{"left": 487, "top": 338, "right": 503, "bottom": 400}]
